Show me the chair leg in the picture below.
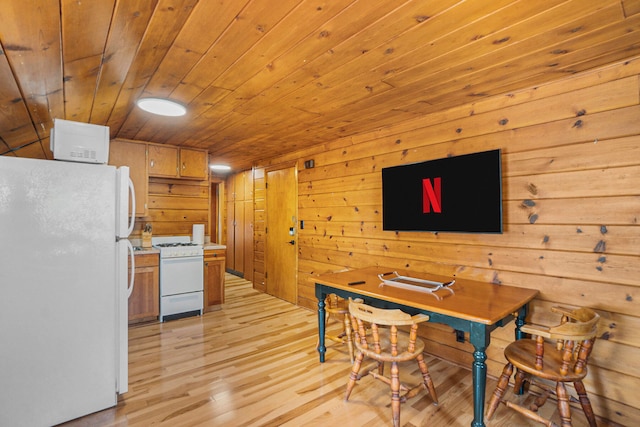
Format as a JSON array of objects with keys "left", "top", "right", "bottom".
[
  {"left": 416, "top": 353, "right": 438, "bottom": 404},
  {"left": 486, "top": 362, "right": 513, "bottom": 420},
  {"left": 345, "top": 351, "right": 365, "bottom": 400},
  {"left": 390, "top": 361, "right": 401, "bottom": 427},
  {"left": 514, "top": 368, "right": 528, "bottom": 392},
  {"left": 556, "top": 382, "right": 572, "bottom": 427},
  {"left": 343, "top": 313, "right": 354, "bottom": 363},
  {"left": 574, "top": 380, "right": 598, "bottom": 427}
]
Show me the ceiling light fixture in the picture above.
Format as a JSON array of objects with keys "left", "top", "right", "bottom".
[
  {"left": 136, "top": 98, "right": 187, "bottom": 116},
  {"left": 210, "top": 164, "right": 231, "bottom": 172}
]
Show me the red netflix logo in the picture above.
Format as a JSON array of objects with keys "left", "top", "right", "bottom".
[{"left": 422, "top": 177, "right": 441, "bottom": 213}]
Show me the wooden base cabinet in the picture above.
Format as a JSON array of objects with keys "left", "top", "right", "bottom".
[
  {"left": 204, "top": 249, "right": 225, "bottom": 311},
  {"left": 128, "top": 253, "right": 160, "bottom": 324}
]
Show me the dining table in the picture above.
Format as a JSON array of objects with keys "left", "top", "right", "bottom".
[{"left": 314, "top": 266, "right": 539, "bottom": 427}]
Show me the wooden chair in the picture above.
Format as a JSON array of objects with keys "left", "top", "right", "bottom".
[
  {"left": 319, "top": 294, "right": 354, "bottom": 363},
  {"left": 486, "top": 306, "right": 600, "bottom": 427},
  {"left": 345, "top": 299, "right": 438, "bottom": 427}
]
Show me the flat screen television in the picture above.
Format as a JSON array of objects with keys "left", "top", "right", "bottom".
[{"left": 382, "top": 149, "right": 503, "bottom": 233}]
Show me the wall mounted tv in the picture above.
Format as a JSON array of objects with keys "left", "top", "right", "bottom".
[{"left": 382, "top": 149, "right": 503, "bottom": 233}]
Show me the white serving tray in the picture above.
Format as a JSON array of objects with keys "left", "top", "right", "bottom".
[{"left": 378, "top": 271, "right": 455, "bottom": 300}]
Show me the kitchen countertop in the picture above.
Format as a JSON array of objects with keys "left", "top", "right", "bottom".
[
  {"left": 132, "top": 247, "right": 159, "bottom": 255},
  {"left": 129, "top": 241, "right": 225, "bottom": 254},
  {"left": 203, "top": 243, "right": 226, "bottom": 250}
]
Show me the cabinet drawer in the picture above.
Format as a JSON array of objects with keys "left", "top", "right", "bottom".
[
  {"left": 204, "top": 249, "right": 226, "bottom": 259},
  {"left": 133, "top": 253, "right": 159, "bottom": 268}
]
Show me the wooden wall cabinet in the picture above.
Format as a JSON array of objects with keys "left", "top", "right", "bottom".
[
  {"left": 128, "top": 253, "right": 159, "bottom": 324},
  {"left": 109, "top": 139, "right": 149, "bottom": 216},
  {"left": 179, "top": 148, "right": 208, "bottom": 179},
  {"left": 148, "top": 143, "right": 208, "bottom": 179},
  {"left": 148, "top": 144, "right": 178, "bottom": 177},
  {"left": 204, "top": 249, "right": 225, "bottom": 311}
]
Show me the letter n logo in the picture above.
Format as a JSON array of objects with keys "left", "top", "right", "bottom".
[{"left": 422, "top": 177, "right": 442, "bottom": 213}]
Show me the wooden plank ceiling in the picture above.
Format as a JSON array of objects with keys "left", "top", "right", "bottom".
[{"left": 1, "top": 0, "right": 639, "bottom": 171}]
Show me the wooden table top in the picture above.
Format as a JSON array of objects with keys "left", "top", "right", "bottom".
[{"left": 314, "top": 266, "right": 539, "bottom": 325}]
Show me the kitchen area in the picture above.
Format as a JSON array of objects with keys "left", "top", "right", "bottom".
[
  {"left": 109, "top": 137, "right": 232, "bottom": 325},
  {"left": 130, "top": 235, "right": 227, "bottom": 324},
  {"left": 1, "top": 120, "right": 235, "bottom": 426}
]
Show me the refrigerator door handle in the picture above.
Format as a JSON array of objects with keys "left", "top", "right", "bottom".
[
  {"left": 116, "top": 238, "right": 131, "bottom": 394},
  {"left": 126, "top": 177, "right": 135, "bottom": 236},
  {"left": 115, "top": 166, "right": 136, "bottom": 238},
  {"left": 127, "top": 239, "right": 135, "bottom": 298}
]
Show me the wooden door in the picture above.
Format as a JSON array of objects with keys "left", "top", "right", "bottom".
[
  {"left": 265, "top": 165, "right": 297, "bottom": 304},
  {"left": 234, "top": 200, "right": 245, "bottom": 274},
  {"left": 225, "top": 198, "right": 235, "bottom": 270},
  {"left": 243, "top": 198, "right": 254, "bottom": 283}
]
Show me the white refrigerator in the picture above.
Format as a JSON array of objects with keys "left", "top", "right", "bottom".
[{"left": 0, "top": 156, "right": 135, "bottom": 426}]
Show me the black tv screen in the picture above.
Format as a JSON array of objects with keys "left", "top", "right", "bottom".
[{"left": 382, "top": 149, "right": 503, "bottom": 233}]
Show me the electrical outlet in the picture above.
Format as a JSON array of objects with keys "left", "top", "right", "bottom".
[{"left": 455, "top": 330, "right": 465, "bottom": 343}]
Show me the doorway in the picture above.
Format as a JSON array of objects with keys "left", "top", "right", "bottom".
[{"left": 265, "top": 164, "right": 298, "bottom": 304}]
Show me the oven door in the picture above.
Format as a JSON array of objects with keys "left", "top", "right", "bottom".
[{"left": 160, "top": 255, "right": 204, "bottom": 296}]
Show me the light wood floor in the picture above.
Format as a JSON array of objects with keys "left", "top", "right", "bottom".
[{"left": 62, "top": 274, "right": 612, "bottom": 427}]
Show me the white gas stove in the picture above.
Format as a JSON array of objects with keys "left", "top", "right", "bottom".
[
  {"left": 154, "top": 241, "right": 204, "bottom": 258},
  {"left": 152, "top": 236, "right": 204, "bottom": 321}
]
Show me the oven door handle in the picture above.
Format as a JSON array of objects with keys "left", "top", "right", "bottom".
[{"left": 161, "top": 255, "right": 203, "bottom": 263}]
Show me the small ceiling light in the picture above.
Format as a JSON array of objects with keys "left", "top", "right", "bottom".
[
  {"left": 136, "top": 98, "right": 187, "bottom": 116},
  {"left": 210, "top": 164, "right": 231, "bottom": 172}
]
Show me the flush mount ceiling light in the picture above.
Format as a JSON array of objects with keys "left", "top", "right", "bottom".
[
  {"left": 210, "top": 164, "right": 231, "bottom": 172},
  {"left": 136, "top": 98, "right": 187, "bottom": 116}
]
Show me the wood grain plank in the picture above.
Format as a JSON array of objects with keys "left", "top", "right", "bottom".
[
  {"left": 384, "top": 0, "right": 619, "bottom": 88},
  {"left": 183, "top": 0, "right": 461, "bottom": 145},
  {"left": 108, "top": 0, "right": 198, "bottom": 137},
  {"left": 0, "top": 48, "right": 38, "bottom": 152},
  {"left": 0, "top": 0, "right": 64, "bottom": 139},
  {"left": 147, "top": 195, "right": 209, "bottom": 210},
  {"left": 405, "top": 7, "right": 636, "bottom": 107},
  {"left": 91, "top": 0, "right": 158, "bottom": 126},
  {"left": 288, "top": 2, "right": 626, "bottom": 134},
  {"left": 148, "top": 181, "right": 209, "bottom": 197},
  {"left": 60, "top": 0, "right": 115, "bottom": 122},
  {"left": 170, "top": 0, "right": 304, "bottom": 103},
  {"left": 300, "top": 220, "right": 640, "bottom": 257},
  {"left": 132, "top": 0, "right": 251, "bottom": 142},
  {"left": 144, "top": 0, "right": 252, "bottom": 97},
  {"left": 283, "top": 0, "right": 543, "bottom": 113}
]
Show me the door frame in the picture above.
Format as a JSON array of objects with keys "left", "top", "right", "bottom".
[
  {"left": 264, "top": 161, "right": 299, "bottom": 304},
  {"left": 209, "top": 177, "right": 224, "bottom": 244}
]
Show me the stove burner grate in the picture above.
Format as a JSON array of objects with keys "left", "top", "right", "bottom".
[{"left": 155, "top": 242, "right": 198, "bottom": 248}]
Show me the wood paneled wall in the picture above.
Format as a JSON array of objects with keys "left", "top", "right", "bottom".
[
  {"left": 254, "top": 56, "right": 640, "bottom": 425},
  {"left": 133, "top": 177, "right": 209, "bottom": 237}
]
